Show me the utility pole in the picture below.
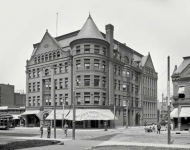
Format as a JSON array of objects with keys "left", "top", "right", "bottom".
[
  {"left": 162, "top": 93, "right": 164, "bottom": 120},
  {"left": 167, "top": 56, "right": 171, "bottom": 144}
]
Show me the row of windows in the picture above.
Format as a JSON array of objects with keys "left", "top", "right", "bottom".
[
  {"left": 28, "top": 96, "right": 40, "bottom": 106},
  {"left": 29, "top": 82, "right": 40, "bottom": 92},
  {"left": 143, "top": 102, "right": 156, "bottom": 110},
  {"left": 28, "top": 92, "right": 106, "bottom": 106},
  {"left": 143, "top": 87, "right": 156, "bottom": 97},
  {"left": 76, "top": 59, "right": 106, "bottom": 71},
  {"left": 144, "top": 76, "right": 156, "bottom": 88},
  {"left": 144, "top": 114, "right": 156, "bottom": 118},
  {"left": 75, "top": 45, "right": 106, "bottom": 56},
  {"left": 114, "top": 95, "right": 122, "bottom": 106},
  {"left": 75, "top": 75, "right": 106, "bottom": 87},
  {"left": 129, "top": 97, "right": 139, "bottom": 107},
  {"left": 28, "top": 63, "right": 69, "bottom": 78},
  {"left": 55, "top": 78, "right": 68, "bottom": 89},
  {"left": 34, "top": 50, "right": 61, "bottom": 64}
]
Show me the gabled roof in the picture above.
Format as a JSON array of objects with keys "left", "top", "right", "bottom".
[
  {"left": 75, "top": 15, "right": 106, "bottom": 41},
  {"left": 173, "top": 56, "right": 190, "bottom": 75},
  {"left": 141, "top": 55, "right": 148, "bottom": 67},
  {"left": 31, "top": 30, "right": 62, "bottom": 58}
]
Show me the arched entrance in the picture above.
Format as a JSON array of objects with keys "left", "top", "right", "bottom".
[{"left": 135, "top": 112, "right": 140, "bottom": 126}]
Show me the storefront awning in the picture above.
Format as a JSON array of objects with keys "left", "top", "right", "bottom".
[
  {"left": 21, "top": 110, "right": 41, "bottom": 119},
  {"left": 66, "top": 109, "right": 118, "bottom": 121},
  {"left": 12, "top": 115, "right": 21, "bottom": 120},
  {"left": 46, "top": 109, "right": 71, "bottom": 120},
  {"left": 170, "top": 108, "right": 179, "bottom": 118},
  {"left": 179, "top": 107, "right": 190, "bottom": 117}
]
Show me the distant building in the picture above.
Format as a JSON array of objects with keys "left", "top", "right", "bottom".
[
  {"left": 171, "top": 56, "right": 190, "bottom": 130},
  {"left": 0, "top": 84, "right": 26, "bottom": 127},
  {"left": 24, "top": 15, "right": 158, "bottom": 127},
  {"left": 0, "top": 84, "right": 26, "bottom": 107}
]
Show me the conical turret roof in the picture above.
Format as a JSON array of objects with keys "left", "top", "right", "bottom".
[{"left": 75, "top": 15, "right": 105, "bottom": 41}]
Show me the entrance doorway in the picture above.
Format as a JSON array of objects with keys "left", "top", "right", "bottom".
[{"left": 135, "top": 113, "right": 140, "bottom": 126}]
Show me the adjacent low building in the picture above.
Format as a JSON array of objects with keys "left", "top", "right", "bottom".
[
  {"left": 24, "top": 15, "right": 158, "bottom": 128},
  {"left": 171, "top": 56, "right": 190, "bottom": 130}
]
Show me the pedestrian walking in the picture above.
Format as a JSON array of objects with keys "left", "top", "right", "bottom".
[
  {"left": 40, "top": 123, "right": 43, "bottom": 138},
  {"left": 157, "top": 123, "right": 161, "bottom": 134},
  {"left": 152, "top": 123, "right": 155, "bottom": 133},
  {"left": 47, "top": 123, "right": 51, "bottom": 138},
  {"left": 64, "top": 122, "right": 68, "bottom": 137},
  {"left": 104, "top": 121, "right": 108, "bottom": 131}
]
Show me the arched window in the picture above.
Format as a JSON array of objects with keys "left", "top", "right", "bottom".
[
  {"left": 34, "top": 57, "right": 37, "bottom": 63},
  {"left": 45, "top": 69, "right": 49, "bottom": 76},
  {"left": 49, "top": 53, "right": 52, "bottom": 60},
  {"left": 38, "top": 56, "right": 41, "bottom": 63},
  {"left": 57, "top": 51, "right": 60, "bottom": 58},
  {"left": 42, "top": 55, "right": 45, "bottom": 62},
  {"left": 53, "top": 52, "right": 56, "bottom": 59},
  {"left": 45, "top": 54, "right": 48, "bottom": 61}
]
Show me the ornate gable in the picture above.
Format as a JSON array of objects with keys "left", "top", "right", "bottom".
[
  {"left": 144, "top": 54, "right": 155, "bottom": 71},
  {"left": 33, "top": 31, "right": 62, "bottom": 57}
]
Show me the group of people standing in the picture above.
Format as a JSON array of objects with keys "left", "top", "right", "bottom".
[
  {"left": 151, "top": 123, "right": 162, "bottom": 134},
  {"left": 40, "top": 122, "right": 68, "bottom": 138}
]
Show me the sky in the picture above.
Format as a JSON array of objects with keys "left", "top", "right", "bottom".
[{"left": 0, "top": 0, "right": 190, "bottom": 101}]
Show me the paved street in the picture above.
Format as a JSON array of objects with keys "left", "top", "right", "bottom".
[{"left": 1, "top": 126, "right": 190, "bottom": 149}]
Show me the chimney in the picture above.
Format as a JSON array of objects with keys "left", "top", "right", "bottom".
[{"left": 105, "top": 24, "right": 114, "bottom": 57}]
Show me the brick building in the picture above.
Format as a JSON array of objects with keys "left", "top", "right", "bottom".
[
  {"left": 171, "top": 56, "right": 190, "bottom": 130},
  {"left": 0, "top": 84, "right": 25, "bottom": 107},
  {"left": 24, "top": 15, "right": 157, "bottom": 127}
]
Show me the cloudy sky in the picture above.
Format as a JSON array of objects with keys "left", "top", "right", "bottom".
[{"left": 0, "top": 0, "right": 189, "bottom": 101}]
